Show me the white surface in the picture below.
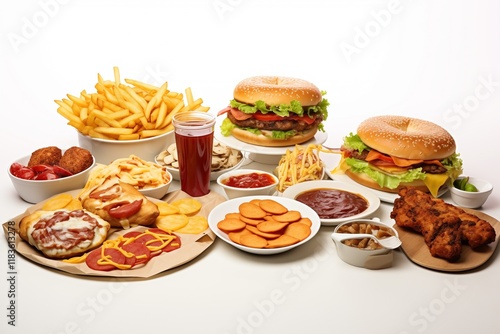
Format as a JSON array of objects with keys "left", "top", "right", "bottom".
[
  {"left": 207, "top": 195, "right": 321, "bottom": 255},
  {"left": 1, "top": 1, "right": 500, "bottom": 334},
  {"left": 281, "top": 180, "right": 381, "bottom": 226}
]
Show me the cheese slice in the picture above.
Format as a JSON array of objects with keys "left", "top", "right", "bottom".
[{"left": 423, "top": 173, "right": 449, "bottom": 197}]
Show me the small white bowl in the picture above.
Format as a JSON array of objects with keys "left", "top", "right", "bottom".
[
  {"left": 8, "top": 154, "right": 95, "bottom": 204},
  {"left": 450, "top": 177, "right": 493, "bottom": 208},
  {"left": 216, "top": 169, "right": 278, "bottom": 199},
  {"left": 78, "top": 130, "right": 174, "bottom": 164},
  {"left": 331, "top": 218, "right": 398, "bottom": 269},
  {"left": 138, "top": 170, "right": 173, "bottom": 199}
]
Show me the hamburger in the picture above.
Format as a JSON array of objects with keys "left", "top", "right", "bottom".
[
  {"left": 218, "top": 76, "right": 329, "bottom": 147},
  {"left": 336, "top": 115, "right": 463, "bottom": 196}
]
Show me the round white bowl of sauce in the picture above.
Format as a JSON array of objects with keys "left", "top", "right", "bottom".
[{"left": 281, "top": 180, "right": 380, "bottom": 226}]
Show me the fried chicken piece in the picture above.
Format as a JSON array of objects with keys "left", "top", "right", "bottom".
[
  {"left": 392, "top": 188, "right": 462, "bottom": 261},
  {"left": 58, "top": 147, "right": 94, "bottom": 174},
  {"left": 446, "top": 205, "right": 496, "bottom": 248},
  {"left": 27, "top": 146, "right": 62, "bottom": 167},
  {"left": 391, "top": 187, "right": 496, "bottom": 262}
]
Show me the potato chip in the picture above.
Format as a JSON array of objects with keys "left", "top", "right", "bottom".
[
  {"left": 218, "top": 218, "right": 246, "bottom": 233},
  {"left": 239, "top": 234, "right": 268, "bottom": 248},
  {"left": 265, "top": 234, "right": 299, "bottom": 248},
  {"left": 171, "top": 198, "right": 202, "bottom": 215},
  {"left": 246, "top": 225, "right": 281, "bottom": 239},
  {"left": 156, "top": 214, "right": 189, "bottom": 231},
  {"left": 42, "top": 193, "right": 74, "bottom": 211},
  {"left": 284, "top": 222, "right": 311, "bottom": 241},
  {"left": 259, "top": 199, "right": 288, "bottom": 215},
  {"left": 239, "top": 202, "right": 267, "bottom": 219},
  {"left": 175, "top": 216, "right": 209, "bottom": 234},
  {"left": 273, "top": 210, "right": 301, "bottom": 223},
  {"left": 228, "top": 229, "right": 253, "bottom": 244},
  {"left": 256, "top": 221, "right": 288, "bottom": 233},
  {"left": 64, "top": 198, "right": 84, "bottom": 210},
  {"left": 156, "top": 202, "right": 180, "bottom": 215}
]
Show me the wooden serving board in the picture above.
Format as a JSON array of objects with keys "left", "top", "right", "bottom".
[{"left": 393, "top": 208, "right": 500, "bottom": 272}]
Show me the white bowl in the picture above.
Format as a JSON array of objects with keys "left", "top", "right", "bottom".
[
  {"left": 216, "top": 169, "right": 278, "bottom": 199},
  {"left": 450, "top": 177, "right": 493, "bottom": 208},
  {"left": 281, "top": 180, "right": 381, "bottom": 226},
  {"left": 138, "top": 170, "right": 173, "bottom": 199},
  {"left": 8, "top": 154, "right": 95, "bottom": 204},
  {"left": 78, "top": 131, "right": 174, "bottom": 164},
  {"left": 208, "top": 195, "right": 321, "bottom": 255},
  {"left": 331, "top": 218, "right": 398, "bottom": 269}
]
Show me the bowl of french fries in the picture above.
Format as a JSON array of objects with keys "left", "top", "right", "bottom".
[
  {"left": 331, "top": 218, "right": 399, "bottom": 269},
  {"left": 77, "top": 131, "right": 174, "bottom": 165},
  {"left": 56, "top": 67, "right": 210, "bottom": 164}
]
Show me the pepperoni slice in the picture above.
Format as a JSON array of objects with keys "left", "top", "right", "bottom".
[
  {"left": 121, "top": 242, "right": 151, "bottom": 266},
  {"left": 145, "top": 228, "right": 181, "bottom": 252},
  {"left": 163, "top": 234, "right": 182, "bottom": 253},
  {"left": 86, "top": 247, "right": 135, "bottom": 271}
]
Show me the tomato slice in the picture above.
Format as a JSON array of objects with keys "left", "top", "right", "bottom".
[
  {"left": 33, "top": 170, "right": 59, "bottom": 180},
  {"left": 52, "top": 165, "right": 73, "bottom": 177}
]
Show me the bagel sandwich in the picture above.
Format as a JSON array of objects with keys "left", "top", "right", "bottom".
[
  {"left": 218, "top": 76, "right": 330, "bottom": 147},
  {"left": 334, "top": 115, "right": 463, "bottom": 196}
]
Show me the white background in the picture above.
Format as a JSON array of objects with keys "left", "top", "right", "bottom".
[{"left": 1, "top": 1, "right": 500, "bottom": 334}]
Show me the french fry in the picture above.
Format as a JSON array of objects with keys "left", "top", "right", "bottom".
[{"left": 55, "top": 66, "right": 210, "bottom": 140}]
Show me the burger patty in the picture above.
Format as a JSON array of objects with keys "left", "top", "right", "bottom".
[
  {"left": 228, "top": 112, "right": 322, "bottom": 132},
  {"left": 341, "top": 147, "right": 448, "bottom": 174}
]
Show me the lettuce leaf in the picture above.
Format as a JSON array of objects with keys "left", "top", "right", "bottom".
[
  {"left": 345, "top": 158, "right": 426, "bottom": 189},
  {"left": 343, "top": 133, "right": 370, "bottom": 152},
  {"left": 441, "top": 153, "right": 463, "bottom": 181},
  {"left": 229, "top": 91, "right": 329, "bottom": 121}
]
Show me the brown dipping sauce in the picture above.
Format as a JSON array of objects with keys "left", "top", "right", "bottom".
[{"left": 295, "top": 188, "right": 368, "bottom": 219}]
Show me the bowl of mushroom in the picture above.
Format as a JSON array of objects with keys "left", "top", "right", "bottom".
[{"left": 155, "top": 140, "right": 245, "bottom": 181}]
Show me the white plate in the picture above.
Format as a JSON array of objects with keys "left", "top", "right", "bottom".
[
  {"left": 214, "top": 115, "right": 328, "bottom": 155},
  {"left": 319, "top": 151, "right": 448, "bottom": 203},
  {"left": 281, "top": 180, "right": 381, "bottom": 226},
  {"left": 207, "top": 195, "right": 321, "bottom": 255}
]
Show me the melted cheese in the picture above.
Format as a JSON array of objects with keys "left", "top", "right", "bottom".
[
  {"left": 27, "top": 210, "right": 110, "bottom": 258},
  {"left": 423, "top": 174, "right": 449, "bottom": 197}
]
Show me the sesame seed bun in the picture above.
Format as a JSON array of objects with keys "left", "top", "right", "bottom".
[
  {"left": 357, "top": 115, "right": 456, "bottom": 160},
  {"left": 233, "top": 76, "right": 323, "bottom": 107}
]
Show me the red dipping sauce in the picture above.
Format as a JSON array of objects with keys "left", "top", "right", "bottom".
[
  {"left": 295, "top": 188, "right": 368, "bottom": 219},
  {"left": 223, "top": 172, "right": 275, "bottom": 188}
]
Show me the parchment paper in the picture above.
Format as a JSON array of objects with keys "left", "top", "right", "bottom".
[{"left": 2, "top": 189, "right": 226, "bottom": 278}]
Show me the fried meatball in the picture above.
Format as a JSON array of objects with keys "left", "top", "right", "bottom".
[
  {"left": 27, "top": 146, "right": 62, "bottom": 167},
  {"left": 58, "top": 147, "right": 94, "bottom": 174}
]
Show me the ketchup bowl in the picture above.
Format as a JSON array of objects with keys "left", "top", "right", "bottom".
[
  {"left": 8, "top": 152, "right": 96, "bottom": 204},
  {"left": 216, "top": 169, "right": 278, "bottom": 199}
]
